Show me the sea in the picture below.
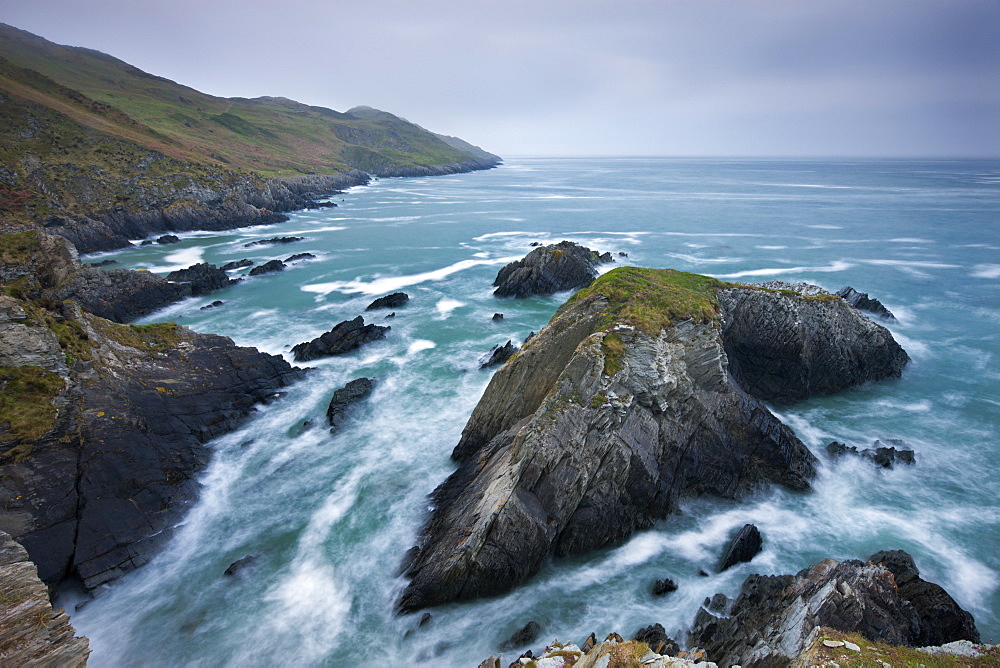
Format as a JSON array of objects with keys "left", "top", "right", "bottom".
[{"left": 66, "top": 158, "right": 1000, "bottom": 666}]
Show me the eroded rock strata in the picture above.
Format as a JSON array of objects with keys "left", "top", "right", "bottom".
[
  {"left": 0, "top": 230, "right": 304, "bottom": 590},
  {"left": 492, "top": 240, "right": 613, "bottom": 298},
  {"left": 399, "top": 268, "right": 909, "bottom": 611}
]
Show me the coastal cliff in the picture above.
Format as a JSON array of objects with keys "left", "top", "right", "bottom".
[
  {"left": 0, "top": 230, "right": 304, "bottom": 590},
  {"left": 399, "top": 267, "right": 909, "bottom": 612}
]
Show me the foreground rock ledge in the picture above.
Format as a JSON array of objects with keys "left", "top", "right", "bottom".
[{"left": 398, "top": 268, "right": 909, "bottom": 612}]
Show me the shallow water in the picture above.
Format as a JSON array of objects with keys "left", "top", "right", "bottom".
[{"left": 68, "top": 158, "right": 1000, "bottom": 665}]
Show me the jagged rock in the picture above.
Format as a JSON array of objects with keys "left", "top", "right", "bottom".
[
  {"left": 477, "top": 656, "right": 501, "bottom": 668},
  {"left": 529, "top": 242, "right": 542, "bottom": 247},
  {"left": 247, "top": 259, "right": 286, "bottom": 276},
  {"left": 492, "top": 240, "right": 612, "bottom": 298},
  {"left": 167, "top": 262, "right": 238, "bottom": 296},
  {"left": 479, "top": 340, "right": 518, "bottom": 368},
  {"left": 200, "top": 300, "right": 225, "bottom": 310},
  {"left": 837, "top": 286, "right": 896, "bottom": 321},
  {"left": 291, "top": 316, "right": 389, "bottom": 362},
  {"left": 399, "top": 268, "right": 909, "bottom": 612},
  {"left": 718, "top": 524, "right": 763, "bottom": 572},
  {"left": 87, "top": 258, "right": 117, "bottom": 267},
  {"left": 0, "top": 531, "right": 89, "bottom": 666},
  {"left": 304, "top": 200, "right": 338, "bottom": 209},
  {"left": 52, "top": 266, "right": 190, "bottom": 322},
  {"left": 826, "top": 440, "right": 916, "bottom": 468},
  {"left": 284, "top": 252, "right": 315, "bottom": 263},
  {"left": 366, "top": 292, "right": 409, "bottom": 311},
  {"left": 0, "top": 295, "right": 69, "bottom": 375},
  {"left": 581, "top": 633, "right": 596, "bottom": 653},
  {"left": 868, "top": 549, "right": 979, "bottom": 645},
  {"left": 327, "top": 377, "right": 376, "bottom": 432},
  {"left": 243, "top": 236, "right": 303, "bottom": 247},
  {"left": 690, "top": 551, "right": 979, "bottom": 667},
  {"left": 500, "top": 621, "right": 541, "bottom": 650},
  {"left": 492, "top": 313, "right": 504, "bottom": 321},
  {"left": 652, "top": 578, "right": 678, "bottom": 596},
  {"left": 633, "top": 624, "right": 679, "bottom": 656},
  {"left": 221, "top": 259, "right": 254, "bottom": 271},
  {"left": 718, "top": 281, "right": 909, "bottom": 404},
  {"left": 156, "top": 234, "right": 180, "bottom": 245},
  {"left": 224, "top": 554, "right": 256, "bottom": 576},
  {"left": 384, "top": 312, "right": 395, "bottom": 319},
  {"left": 618, "top": 252, "right": 628, "bottom": 257}
]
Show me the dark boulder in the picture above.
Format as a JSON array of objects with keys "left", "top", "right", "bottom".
[
  {"left": 304, "top": 200, "right": 337, "bottom": 209},
  {"left": 221, "top": 259, "right": 254, "bottom": 271},
  {"left": 140, "top": 239, "right": 154, "bottom": 246},
  {"left": 327, "top": 377, "right": 376, "bottom": 432},
  {"left": 156, "top": 234, "right": 180, "bottom": 245},
  {"left": 479, "top": 340, "right": 518, "bottom": 369},
  {"left": 633, "top": 624, "right": 679, "bottom": 656},
  {"left": 366, "top": 292, "right": 409, "bottom": 311},
  {"left": 492, "top": 240, "right": 612, "bottom": 298},
  {"left": 166, "top": 263, "right": 238, "bottom": 296},
  {"left": 87, "top": 258, "right": 117, "bottom": 267},
  {"left": 291, "top": 316, "right": 389, "bottom": 362},
  {"left": 827, "top": 439, "right": 916, "bottom": 468},
  {"left": 243, "top": 236, "right": 303, "bottom": 247},
  {"left": 651, "top": 578, "right": 678, "bottom": 597},
  {"left": 837, "top": 286, "right": 896, "bottom": 321},
  {"left": 868, "top": 549, "right": 980, "bottom": 645},
  {"left": 718, "top": 524, "right": 763, "bottom": 572},
  {"left": 492, "top": 313, "right": 504, "bottom": 321},
  {"left": 248, "top": 259, "right": 286, "bottom": 276},
  {"left": 284, "top": 253, "right": 315, "bottom": 263},
  {"left": 200, "top": 300, "right": 225, "bottom": 310},
  {"left": 224, "top": 555, "right": 256, "bottom": 576},
  {"left": 499, "top": 621, "right": 540, "bottom": 650}
]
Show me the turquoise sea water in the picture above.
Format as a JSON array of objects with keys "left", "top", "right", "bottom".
[{"left": 68, "top": 158, "right": 1000, "bottom": 666}]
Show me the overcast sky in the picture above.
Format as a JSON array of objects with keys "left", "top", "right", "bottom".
[{"left": 2, "top": 0, "right": 998, "bottom": 157}]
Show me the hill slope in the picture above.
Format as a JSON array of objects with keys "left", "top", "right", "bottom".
[{"left": 0, "top": 23, "right": 500, "bottom": 252}]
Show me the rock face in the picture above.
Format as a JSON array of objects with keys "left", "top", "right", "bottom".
[
  {"left": 493, "top": 240, "right": 612, "bottom": 298},
  {"left": 366, "top": 292, "right": 409, "bottom": 311},
  {"left": 690, "top": 551, "right": 979, "bottom": 667},
  {"left": 327, "top": 377, "right": 376, "bottom": 432},
  {"left": 0, "top": 531, "right": 89, "bottom": 666},
  {"left": 837, "top": 286, "right": 896, "bottom": 320},
  {"left": 718, "top": 282, "right": 909, "bottom": 404},
  {"left": 479, "top": 340, "right": 518, "bottom": 369},
  {"left": 718, "top": 524, "right": 763, "bottom": 572},
  {"left": 291, "top": 316, "right": 389, "bottom": 362},
  {"left": 0, "top": 231, "right": 306, "bottom": 590},
  {"left": 52, "top": 266, "right": 189, "bottom": 322},
  {"left": 166, "top": 262, "right": 238, "bottom": 295},
  {"left": 399, "top": 268, "right": 910, "bottom": 612}
]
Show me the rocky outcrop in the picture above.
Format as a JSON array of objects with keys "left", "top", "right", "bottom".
[
  {"left": 479, "top": 340, "right": 518, "bottom": 369},
  {"left": 0, "top": 232, "right": 305, "bottom": 590},
  {"left": 0, "top": 531, "right": 89, "bottom": 666},
  {"left": 51, "top": 266, "right": 189, "bottom": 323},
  {"left": 166, "top": 262, "right": 238, "bottom": 295},
  {"left": 327, "top": 377, "right": 375, "bottom": 432},
  {"left": 366, "top": 292, "right": 409, "bottom": 311},
  {"left": 399, "top": 268, "right": 910, "bottom": 612},
  {"left": 826, "top": 439, "right": 916, "bottom": 468},
  {"left": 690, "top": 551, "right": 979, "bottom": 667},
  {"left": 291, "top": 316, "right": 389, "bottom": 362},
  {"left": 493, "top": 240, "right": 612, "bottom": 298},
  {"left": 244, "top": 236, "right": 303, "bottom": 248},
  {"left": 837, "top": 286, "right": 896, "bottom": 320},
  {"left": 248, "top": 259, "right": 286, "bottom": 276},
  {"left": 221, "top": 259, "right": 254, "bottom": 271},
  {"left": 718, "top": 524, "right": 763, "bottom": 572},
  {"left": 718, "top": 282, "right": 909, "bottom": 404}
]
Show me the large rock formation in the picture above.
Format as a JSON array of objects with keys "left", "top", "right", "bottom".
[
  {"left": 837, "top": 285, "right": 896, "bottom": 321},
  {"left": 0, "top": 531, "right": 89, "bottom": 666},
  {"left": 399, "top": 268, "right": 909, "bottom": 612},
  {"left": 690, "top": 551, "right": 979, "bottom": 667},
  {"left": 165, "top": 262, "right": 238, "bottom": 295},
  {"left": 291, "top": 316, "right": 390, "bottom": 362},
  {"left": 0, "top": 231, "right": 305, "bottom": 590},
  {"left": 493, "top": 240, "right": 613, "bottom": 298}
]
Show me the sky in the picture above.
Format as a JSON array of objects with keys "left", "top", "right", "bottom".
[{"left": 1, "top": 0, "right": 998, "bottom": 157}]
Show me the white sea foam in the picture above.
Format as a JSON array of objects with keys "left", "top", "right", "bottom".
[
  {"left": 972, "top": 264, "right": 1000, "bottom": 279},
  {"left": 148, "top": 246, "right": 205, "bottom": 272},
  {"left": 755, "top": 245, "right": 788, "bottom": 250},
  {"left": 301, "top": 256, "right": 520, "bottom": 296},
  {"left": 407, "top": 339, "right": 436, "bottom": 354},
  {"left": 873, "top": 399, "right": 933, "bottom": 413},
  {"left": 714, "top": 260, "right": 853, "bottom": 279},
  {"left": 667, "top": 253, "right": 742, "bottom": 264},
  {"left": 435, "top": 298, "right": 465, "bottom": 318},
  {"left": 889, "top": 237, "right": 931, "bottom": 243},
  {"left": 862, "top": 259, "right": 960, "bottom": 269},
  {"left": 806, "top": 224, "right": 843, "bottom": 229}
]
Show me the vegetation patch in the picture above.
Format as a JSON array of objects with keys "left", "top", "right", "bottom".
[
  {"left": 563, "top": 267, "right": 727, "bottom": 336},
  {"left": 810, "top": 628, "right": 1000, "bottom": 668},
  {"left": 602, "top": 332, "right": 626, "bottom": 376},
  {"left": 0, "top": 365, "right": 65, "bottom": 461},
  {"left": 96, "top": 320, "right": 183, "bottom": 351},
  {"left": 0, "top": 230, "right": 40, "bottom": 264}
]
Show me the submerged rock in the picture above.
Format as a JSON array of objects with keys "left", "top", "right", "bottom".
[
  {"left": 87, "top": 258, "right": 117, "bottom": 267},
  {"left": 690, "top": 550, "right": 979, "bottom": 667},
  {"left": 291, "top": 316, "right": 389, "bottom": 362},
  {"left": 221, "top": 259, "right": 254, "bottom": 271},
  {"left": 284, "top": 252, "right": 315, "bottom": 263},
  {"left": 200, "top": 300, "right": 225, "bottom": 310},
  {"left": 479, "top": 340, "right": 518, "bottom": 369},
  {"left": 499, "top": 621, "right": 541, "bottom": 650},
  {"left": 399, "top": 268, "right": 909, "bottom": 612},
  {"left": 718, "top": 524, "right": 763, "bottom": 572},
  {"left": 827, "top": 439, "right": 916, "bottom": 468},
  {"left": 166, "top": 262, "right": 238, "bottom": 295},
  {"left": 837, "top": 286, "right": 896, "bottom": 321},
  {"left": 492, "top": 240, "right": 612, "bottom": 298},
  {"left": 366, "top": 292, "right": 409, "bottom": 311},
  {"left": 327, "top": 377, "right": 376, "bottom": 432},
  {"left": 247, "top": 259, "right": 286, "bottom": 276},
  {"left": 243, "top": 236, "right": 303, "bottom": 247},
  {"left": 492, "top": 313, "right": 504, "bottom": 321},
  {"left": 224, "top": 554, "right": 256, "bottom": 576},
  {"left": 652, "top": 578, "right": 678, "bottom": 597},
  {"left": 156, "top": 234, "right": 180, "bottom": 245}
]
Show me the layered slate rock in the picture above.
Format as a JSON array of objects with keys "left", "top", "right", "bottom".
[
  {"left": 166, "top": 262, "right": 238, "bottom": 295},
  {"left": 690, "top": 551, "right": 979, "bottom": 667},
  {"left": 479, "top": 340, "right": 518, "bottom": 369},
  {"left": 838, "top": 285, "right": 896, "bottom": 321},
  {"left": 493, "top": 240, "right": 612, "bottom": 298},
  {"left": 718, "top": 282, "right": 908, "bottom": 405},
  {"left": 327, "top": 377, "right": 376, "bottom": 432},
  {"left": 291, "top": 316, "right": 389, "bottom": 362},
  {"left": 0, "top": 531, "right": 89, "bottom": 666},
  {"left": 399, "top": 268, "right": 909, "bottom": 612},
  {"left": 718, "top": 524, "right": 763, "bottom": 572}
]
